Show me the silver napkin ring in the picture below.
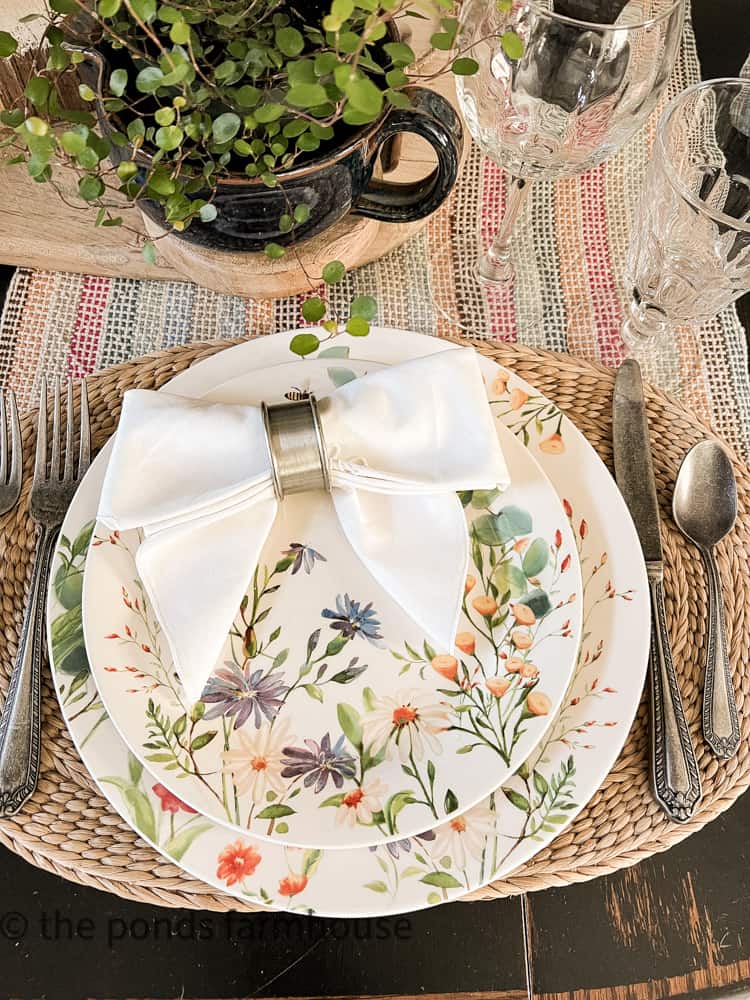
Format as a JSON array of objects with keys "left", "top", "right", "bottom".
[{"left": 261, "top": 395, "right": 331, "bottom": 500}]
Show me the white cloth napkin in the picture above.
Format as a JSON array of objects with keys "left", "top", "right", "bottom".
[{"left": 97, "top": 348, "right": 510, "bottom": 703}]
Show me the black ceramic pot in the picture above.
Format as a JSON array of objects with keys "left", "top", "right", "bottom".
[
  {"left": 147, "top": 86, "right": 463, "bottom": 252},
  {"left": 75, "top": 45, "right": 463, "bottom": 253}
]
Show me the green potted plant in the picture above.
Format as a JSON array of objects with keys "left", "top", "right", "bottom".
[{"left": 0, "top": 0, "right": 491, "bottom": 338}]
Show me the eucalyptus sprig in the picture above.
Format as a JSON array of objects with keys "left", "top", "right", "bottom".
[{"left": 0, "top": 0, "right": 517, "bottom": 335}]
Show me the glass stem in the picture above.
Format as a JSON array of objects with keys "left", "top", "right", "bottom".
[
  {"left": 621, "top": 294, "right": 670, "bottom": 350},
  {"left": 479, "top": 176, "right": 533, "bottom": 285}
]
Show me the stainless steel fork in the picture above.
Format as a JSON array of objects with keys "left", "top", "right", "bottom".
[
  {"left": 0, "top": 378, "right": 90, "bottom": 816},
  {"left": 0, "top": 390, "right": 22, "bottom": 516}
]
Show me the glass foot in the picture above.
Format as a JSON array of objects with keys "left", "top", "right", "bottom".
[{"left": 478, "top": 250, "right": 515, "bottom": 286}]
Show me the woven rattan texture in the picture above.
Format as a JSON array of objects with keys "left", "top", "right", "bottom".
[{"left": 0, "top": 337, "right": 747, "bottom": 910}]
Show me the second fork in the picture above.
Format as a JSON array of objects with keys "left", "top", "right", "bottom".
[{"left": 0, "top": 378, "right": 90, "bottom": 817}]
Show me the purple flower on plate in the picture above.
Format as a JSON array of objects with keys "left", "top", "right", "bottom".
[
  {"left": 283, "top": 542, "right": 327, "bottom": 575},
  {"left": 202, "top": 662, "right": 288, "bottom": 730},
  {"left": 281, "top": 732, "right": 357, "bottom": 793},
  {"left": 369, "top": 829, "right": 437, "bottom": 859},
  {"left": 321, "top": 594, "right": 383, "bottom": 645}
]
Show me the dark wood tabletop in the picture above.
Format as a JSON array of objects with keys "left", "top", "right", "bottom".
[{"left": 1, "top": 5, "right": 750, "bottom": 1000}]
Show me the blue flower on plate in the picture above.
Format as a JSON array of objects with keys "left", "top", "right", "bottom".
[
  {"left": 321, "top": 594, "right": 384, "bottom": 645},
  {"left": 283, "top": 542, "right": 327, "bottom": 575}
]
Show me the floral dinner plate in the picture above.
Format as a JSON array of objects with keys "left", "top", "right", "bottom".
[
  {"left": 48, "top": 327, "right": 649, "bottom": 916},
  {"left": 81, "top": 358, "right": 582, "bottom": 849}
]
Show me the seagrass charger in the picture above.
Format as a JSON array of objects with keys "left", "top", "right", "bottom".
[{"left": 0, "top": 335, "right": 748, "bottom": 910}]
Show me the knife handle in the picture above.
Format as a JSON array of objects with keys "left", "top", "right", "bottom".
[{"left": 647, "top": 564, "right": 702, "bottom": 823}]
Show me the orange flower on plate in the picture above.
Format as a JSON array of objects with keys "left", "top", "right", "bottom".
[
  {"left": 472, "top": 595, "right": 498, "bottom": 618},
  {"left": 432, "top": 655, "right": 459, "bottom": 681},
  {"left": 512, "top": 603, "right": 536, "bottom": 626},
  {"left": 512, "top": 628, "right": 533, "bottom": 650},
  {"left": 506, "top": 656, "right": 525, "bottom": 673},
  {"left": 279, "top": 873, "right": 309, "bottom": 897},
  {"left": 491, "top": 374, "right": 508, "bottom": 396},
  {"left": 465, "top": 573, "right": 477, "bottom": 594},
  {"left": 153, "top": 783, "right": 197, "bottom": 815},
  {"left": 527, "top": 691, "right": 552, "bottom": 716},
  {"left": 539, "top": 433, "right": 565, "bottom": 455},
  {"left": 486, "top": 676, "right": 510, "bottom": 698},
  {"left": 510, "top": 388, "right": 529, "bottom": 411},
  {"left": 216, "top": 841, "right": 261, "bottom": 887},
  {"left": 455, "top": 632, "right": 476, "bottom": 656}
]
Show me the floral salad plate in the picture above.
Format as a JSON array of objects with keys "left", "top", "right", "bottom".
[
  {"left": 48, "top": 328, "right": 649, "bottom": 917},
  {"left": 80, "top": 357, "right": 583, "bottom": 850}
]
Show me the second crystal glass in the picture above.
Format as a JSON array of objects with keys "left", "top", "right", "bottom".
[{"left": 456, "top": 0, "right": 685, "bottom": 286}]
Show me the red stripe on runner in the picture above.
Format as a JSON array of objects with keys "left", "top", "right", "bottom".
[
  {"left": 67, "top": 274, "right": 111, "bottom": 379},
  {"left": 580, "top": 164, "right": 624, "bottom": 366},
  {"left": 480, "top": 158, "right": 517, "bottom": 341}
]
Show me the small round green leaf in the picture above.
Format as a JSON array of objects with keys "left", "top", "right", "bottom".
[
  {"left": 135, "top": 66, "right": 164, "bottom": 93},
  {"left": 276, "top": 26, "right": 304, "bottom": 57},
  {"left": 290, "top": 332, "right": 321, "bottom": 356},
  {"left": 155, "top": 125, "right": 183, "bottom": 151},
  {"left": 301, "top": 297, "right": 326, "bottom": 323},
  {"left": 154, "top": 106, "right": 175, "bottom": 126},
  {"left": 451, "top": 57, "right": 480, "bottom": 75},
  {"left": 346, "top": 316, "right": 369, "bottom": 336},
  {"left": 0, "top": 31, "right": 18, "bottom": 58},
  {"left": 116, "top": 159, "right": 138, "bottom": 181},
  {"left": 293, "top": 203, "right": 311, "bottom": 224},
  {"left": 501, "top": 30, "right": 524, "bottom": 60},
  {"left": 199, "top": 203, "right": 218, "bottom": 222},
  {"left": 99, "top": 0, "right": 122, "bottom": 16},
  {"left": 109, "top": 68, "right": 128, "bottom": 97},
  {"left": 264, "top": 242, "right": 286, "bottom": 260},
  {"left": 24, "top": 76, "right": 51, "bottom": 108},
  {"left": 322, "top": 260, "right": 345, "bottom": 284},
  {"left": 212, "top": 112, "right": 241, "bottom": 144},
  {"left": 78, "top": 175, "right": 104, "bottom": 201},
  {"left": 350, "top": 294, "right": 377, "bottom": 320},
  {"left": 60, "top": 130, "right": 87, "bottom": 156},
  {"left": 286, "top": 83, "right": 328, "bottom": 108}
]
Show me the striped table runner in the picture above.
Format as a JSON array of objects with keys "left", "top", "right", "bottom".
[{"left": 0, "top": 8, "right": 748, "bottom": 460}]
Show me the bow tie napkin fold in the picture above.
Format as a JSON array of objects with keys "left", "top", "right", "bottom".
[{"left": 97, "top": 348, "right": 510, "bottom": 704}]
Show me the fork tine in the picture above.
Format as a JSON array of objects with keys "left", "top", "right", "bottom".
[
  {"left": 49, "top": 377, "right": 61, "bottom": 481},
  {"left": 8, "top": 391, "right": 21, "bottom": 493},
  {"left": 34, "top": 378, "right": 48, "bottom": 483},
  {"left": 0, "top": 392, "right": 6, "bottom": 484},
  {"left": 78, "top": 380, "right": 91, "bottom": 477},
  {"left": 63, "top": 382, "right": 75, "bottom": 483}
]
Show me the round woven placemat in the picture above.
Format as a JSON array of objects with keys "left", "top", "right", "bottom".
[{"left": 1, "top": 337, "right": 748, "bottom": 911}]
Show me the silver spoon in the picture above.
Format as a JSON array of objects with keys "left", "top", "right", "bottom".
[{"left": 673, "top": 440, "right": 740, "bottom": 759}]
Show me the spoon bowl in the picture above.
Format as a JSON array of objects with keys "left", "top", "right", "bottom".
[
  {"left": 673, "top": 439, "right": 740, "bottom": 759},
  {"left": 673, "top": 440, "right": 737, "bottom": 550}
]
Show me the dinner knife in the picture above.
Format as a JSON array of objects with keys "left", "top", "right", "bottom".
[{"left": 613, "top": 359, "right": 702, "bottom": 823}]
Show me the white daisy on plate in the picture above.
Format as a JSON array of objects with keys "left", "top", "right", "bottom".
[
  {"left": 361, "top": 689, "right": 450, "bottom": 762},
  {"left": 335, "top": 777, "right": 388, "bottom": 827},
  {"left": 429, "top": 803, "right": 496, "bottom": 869},
  {"left": 221, "top": 718, "right": 294, "bottom": 802}
]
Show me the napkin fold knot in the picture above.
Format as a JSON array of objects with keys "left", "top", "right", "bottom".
[{"left": 97, "top": 348, "right": 510, "bottom": 704}]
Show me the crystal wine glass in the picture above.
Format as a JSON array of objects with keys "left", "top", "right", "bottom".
[
  {"left": 622, "top": 78, "right": 750, "bottom": 349},
  {"left": 455, "top": 0, "right": 685, "bottom": 286}
]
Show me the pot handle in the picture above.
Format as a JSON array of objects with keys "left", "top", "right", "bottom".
[{"left": 353, "top": 86, "right": 463, "bottom": 223}]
